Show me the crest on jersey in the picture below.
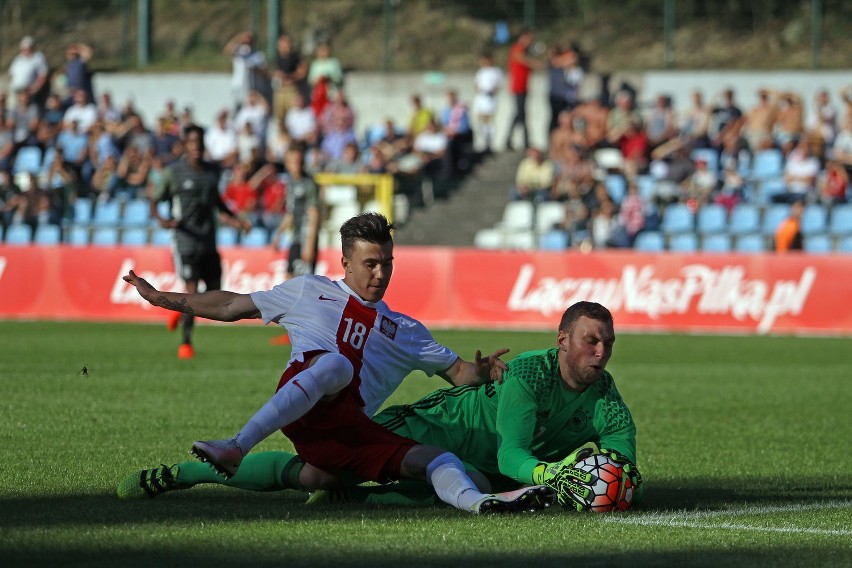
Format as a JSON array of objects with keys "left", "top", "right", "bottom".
[{"left": 379, "top": 315, "right": 397, "bottom": 340}]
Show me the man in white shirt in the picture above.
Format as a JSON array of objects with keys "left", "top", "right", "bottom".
[
  {"left": 203, "top": 109, "right": 237, "bottom": 167},
  {"left": 7, "top": 36, "right": 48, "bottom": 103},
  {"left": 62, "top": 90, "right": 98, "bottom": 135},
  {"left": 285, "top": 92, "right": 317, "bottom": 144},
  {"left": 122, "top": 213, "right": 553, "bottom": 514},
  {"left": 473, "top": 52, "right": 504, "bottom": 153}
]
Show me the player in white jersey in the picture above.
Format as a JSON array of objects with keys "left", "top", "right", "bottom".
[
  {"left": 122, "top": 212, "right": 553, "bottom": 514},
  {"left": 473, "top": 51, "right": 504, "bottom": 153}
]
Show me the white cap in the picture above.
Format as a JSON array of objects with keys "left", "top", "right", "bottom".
[{"left": 20, "top": 36, "right": 34, "bottom": 49}]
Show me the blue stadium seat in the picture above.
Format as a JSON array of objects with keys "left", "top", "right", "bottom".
[
  {"left": 800, "top": 204, "right": 828, "bottom": 236},
  {"left": 34, "top": 224, "right": 61, "bottom": 245},
  {"left": 12, "top": 146, "right": 43, "bottom": 174},
  {"left": 803, "top": 234, "right": 832, "bottom": 254},
  {"left": 122, "top": 199, "right": 151, "bottom": 227},
  {"left": 156, "top": 200, "right": 172, "bottom": 221},
  {"left": 839, "top": 235, "right": 852, "bottom": 253},
  {"left": 761, "top": 204, "right": 791, "bottom": 236},
  {"left": 757, "top": 177, "right": 787, "bottom": 204},
  {"left": 4, "top": 223, "right": 32, "bottom": 245},
  {"left": 40, "top": 146, "right": 57, "bottom": 174},
  {"left": 539, "top": 229, "right": 569, "bottom": 251},
  {"left": 91, "top": 227, "right": 119, "bottom": 246},
  {"left": 121, "top": 228, "right": 148, "bottom": 246},
  {"left": 661, "top": 203, "right": 695, "bottom": 234},
  {"left": 636, "top": 175, "right": 656, "bottom": 203},
  {"left": 696, "top": 204, "right": 727, "bottom": 234},
  {"left": 829, "top": 204, "right": 852, "bottom": 237},
  {"left": 729, "top": 204, "right": 761, "bottom": 235},
  {"left": 701, "top": 233, "right": 731, "bottom": 253},
  {"left": 750, "top": 148, "right": 784, "bottom": 181},
  {"left": 669, "top": 232, "right": 698, "bottom": 252},
  {"left": 735, "top": 233, "right": 766, "bottom": 253},
  {"left": 92, "top": 200, "right": 121, "bottom": 227},
  {"left": 67, "top": 226, "right": 89, "bottom": 246},
  {"left": 241, "top": 227, "right": 269, "bottom": 247},
  {"left": 150, "top": 227, "right": 173, "bottom": 246},
  {"left": 691, "top": 148, "right": 719, "bottom": 174},
  {"left": 634, "top": 231, "right": 664, "bottom": 252},
  {"left": 605, "top": 174, "right": 627, "bottom": 203},
  {"left": 217, "top": 226, "right": 239, "bottom": 247},
  {"left": 73, "top": 198, "right": 94, "bottom": 225}
]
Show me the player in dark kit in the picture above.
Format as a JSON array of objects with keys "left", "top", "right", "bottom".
[{"left": 150, "top": 125, "right": 251, "bottom": 359}]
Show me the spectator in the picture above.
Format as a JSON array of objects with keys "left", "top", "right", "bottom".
[
  {"left": 258, "top": 173, "right": 287, "bottom": 231},
  {"left": 364, "top": 144, "right": 389, "bottom": 174},
  {"left": 504, "top": 28, "right": 539, "bottom": 150},
  {"left": 307, "top": 42, "right": 344, "bottom": 99},
  {"left": 511, "top": 146, "right": 554, "bottom": 202},
  {"left": 412, "top": 117, "right": 448, "bottom": 179},
  {"left": 158, "top": 100, "right": 181, "bottom": 136},
  {"left": 551, "top": 144, "right": 591, "bottom": 201},
  {"left": 151, "top": 118, "right": 182, "bottom": 166},
  {"left": 44, "top": 148, "right": 78, "bottom": 224},
  {"left": 204, "top": 109, "right": 238, "bottom": 168},
  {"left": 0, "top": 121, "right": 16, "bottom": 174},
  {"left": 590, "top": 198, "right": 618, "bottom": 249},
  {"left": 818, "top": 160, "right": 848, "bottom": 206},
  {"left": 222, "top": 162, "right": 259, "bottom": 226},
  {"left": 617, "top": 118, "right": 650, "bottom": 182},
  {"left": 714, "top": 162, "right": 746, "bottom": 213},
  {"left": 56, "top": 119, "right": 90, "bottom": 191},
  {"left": 318, "top": 89, "right": 355, "bottom": 138},
  {"left": 37, "top": 94, "right": 65, "bottom": 148},
  {"left": 645, "top": 94, "right": 677, "bottom": 150},
  {"left": 680, "top": 90, "right": 711, "bottom": 148},
  {"left": 236, "top": 122, "right": 262, "bottom": 173},
  {"left": 773, "top": 90, "right": 804, "bottom": 155},
  {"left": 708, "top": 88, "right": 743, "bottom": 150},
  {"left": 682, "top": 157, "right": 718, "bottom": 208},
  {"left": 7, "top": 36, "right": 48, "bottom": 105},
  {"left": 271, "top": 33, "right": 308, "bottom": 120},
  {"left": 808, "top": 89, "right": 838, "bottom": 157},
  {"left": 63, "top": 89, "right": 98, "bottom": 135},
  {"left": 326, "top": 141, "right": 362, "bottom": 174},
  {"left": 320, "top": 114, "right": 358, "bottom": 163},
  {"left": 9, "top": 90, "right": 39, "bottom": 148},
  {"left": 63, "top": 43, "right": 95, "bottom": 106},
  {"left": 440, "top": 89, "right": 473, "bottom": 175},
  {"left": 285, "top": 92, "right": 318, "bottom": 145},
  {"left": 775, "top": 200, "right": 803, "bottom": 253},
  {"left": 559, "top": 181, "right": 590, "bottom": 243},
  {"left": 109, "top": 145, "right": 150, "bottom": 200},
  {"left": 606, "top": 90, "right": 643, "bottom": 148},
  {"left": 831, "top": 114, "right": 852, "bottom": 176},
  {"left": 234, "top": 89, "right": 270, "bottom": 144},
  {"left": 549, "top": 110, "right": 584, "bottom": 164},
  {"left": 573, "top": 96, "right": 609, "bottom": 150},
  {"left": 265, "top": 117, "right": 292, "bottom": 171},
  {"left": 472, "top": 51, "right": 503, "bottom": 153},
  {"left": 612, "top": 182, "right": 645, "bottom": 247},
  {"left": 407, "top": 94, "right": 434, "bottom": 138},
  {"left": 97, "top": 92, "right": 121, "bottom": 126},
  {"left": 224, "top": 31, "right": 266, "bottom": 109},
  {"left": 742, "top": 88, "right": 777, "bottom": 152},
  {"left": 87, "top": 119, "right": 120, "bottom": 174},
  {"left": 780, "top": 137, "right": 820, "bottom": 203}
]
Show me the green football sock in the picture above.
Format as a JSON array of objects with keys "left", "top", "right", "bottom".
[{"left": 176, "top": 451, "right": 303, "bottom": 492}]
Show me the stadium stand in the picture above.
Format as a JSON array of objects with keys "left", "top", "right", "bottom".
[
  {"left": 121, "top": 227, "right": 149, "bottom": 246},
  {"left": 701, "top": 233, "right": 732, "bottom": 253},
  {"left": 34, "top": 224, "right": 61, "bottom": 245},
  {"left": 735, "top": 233, "right": 767, "bottom": 253},
  {"left": 634, "top": 231, "right": 665, "bottom": 252},
  {"left": 216, "top": 226, "right": 239, "bottom": 247},
  {"left": 5, "top": 224, "right": 32, "bottom": 245},
  {"left": 696, "top": 203, "right": 727, "bottom": 235}
]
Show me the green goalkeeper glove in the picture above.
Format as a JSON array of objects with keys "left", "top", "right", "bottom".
[
  {"left": 599, "top": 447, "right": 644, "bottom": 507},
  {"left": 532, "top": 441, "right": 599, "bottom": 511}
]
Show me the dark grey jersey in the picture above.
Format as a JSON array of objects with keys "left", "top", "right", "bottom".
[{"left": 152, "top": 158, "right": 223, "bottom": 254}]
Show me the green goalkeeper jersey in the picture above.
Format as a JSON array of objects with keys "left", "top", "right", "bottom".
[{"left": 374, "top": 348, "right": 636, "bottom": 486}]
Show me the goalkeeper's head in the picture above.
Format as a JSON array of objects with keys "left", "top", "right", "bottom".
[{"left": 556, "top": 302, "right": 615, "bottom": 392}]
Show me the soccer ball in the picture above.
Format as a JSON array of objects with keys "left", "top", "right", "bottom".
[{"left": 573, "top": 453, "right": 633, "bottom": 512}]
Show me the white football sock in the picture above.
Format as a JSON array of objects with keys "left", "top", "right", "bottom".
[
  {"left": 426, "top": 452, "right": 487, "bottom": 512},
  {"left": 234, "top": 353, "right": 353, "bottom": 452}
]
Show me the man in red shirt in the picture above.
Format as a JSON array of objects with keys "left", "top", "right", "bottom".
[{"left": 505, "top": 29, "right": 540, "bottom": 151}]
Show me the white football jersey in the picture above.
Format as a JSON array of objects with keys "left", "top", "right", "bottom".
[{"left": 251, "top": 275, "right": 458, "bottom": 416}]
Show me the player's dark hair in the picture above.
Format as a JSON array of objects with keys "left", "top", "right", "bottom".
[
  {"left": 340, "top": 212, "right": 395, "bottom": 258},
  {"left": 559, "top": 301, "right": 613, "bottom": 334},
  {"left": 183, "top": 124, "right": 205, "bottom": 152}
]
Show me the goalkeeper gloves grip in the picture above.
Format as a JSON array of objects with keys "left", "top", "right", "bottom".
[{"left": 532, "top": 442, "right": 599, "bottom": 511}]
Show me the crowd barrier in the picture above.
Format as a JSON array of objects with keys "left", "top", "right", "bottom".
[{"left": 1, "top": 245, "right": 849, "bottom": 335}]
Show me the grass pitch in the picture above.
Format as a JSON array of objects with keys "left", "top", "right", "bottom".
[{"left": 1, "top": 321, "right": 850, "bottom": 567}]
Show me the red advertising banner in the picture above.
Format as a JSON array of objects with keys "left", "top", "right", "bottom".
[{"left": 1, "top": 245, "right": 850, "bottom": 335}]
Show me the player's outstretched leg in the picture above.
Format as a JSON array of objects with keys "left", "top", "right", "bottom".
[
  {"left": 472, "top": 485, "right": 555, "bottom": 514},
  {"left": 116, "top": 464, "right": 188, "bottom": 499}
]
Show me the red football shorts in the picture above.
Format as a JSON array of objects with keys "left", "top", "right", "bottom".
[{"left": 276, "top": 350, "right": 418, "bottom": 483}]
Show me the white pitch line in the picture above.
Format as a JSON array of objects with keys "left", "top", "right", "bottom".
[
  {"left": 601, "top": 500, "right": 852, "bottom": 537},
  {"left": 602, "top": 517, "right": 852, "bottom": 536}
]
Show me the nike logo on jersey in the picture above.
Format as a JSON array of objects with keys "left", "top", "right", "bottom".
[{"left": 319, "top": 295, "right": 338, "bottom": 301}]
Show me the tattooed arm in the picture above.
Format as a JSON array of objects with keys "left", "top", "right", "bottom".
[{"left": 123, "top": 270, "right": 260, "bottom": 321}]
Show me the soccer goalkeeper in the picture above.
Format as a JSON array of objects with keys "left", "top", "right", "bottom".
[{"left": 118, "top": 301, "right": 641, "bottom": 509}]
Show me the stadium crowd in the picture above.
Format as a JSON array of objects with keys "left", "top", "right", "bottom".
[
  {"left": 502, "top": 33, "right": 852, "bottom": 253},
  {"left": 0, "top": 32, "right": 478, "bottom": 246},
  {"left": 1, "top": 29, "right": 851, "bottom": 253}
]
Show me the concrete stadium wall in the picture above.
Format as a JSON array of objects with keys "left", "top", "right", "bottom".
[{"left": 93, "top": 70, "right": 849, "bottom": 151}]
